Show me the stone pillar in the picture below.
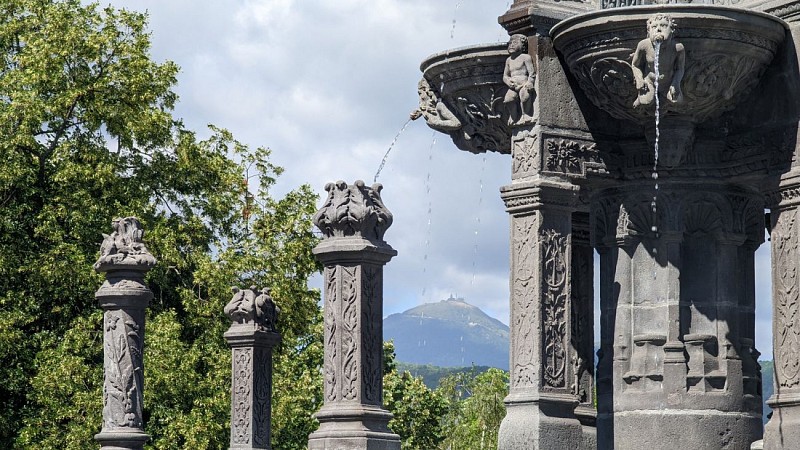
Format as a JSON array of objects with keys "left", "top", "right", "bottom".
[
  {"left": 571, "top": 212, "right": 596, "bottom": 449},
  {"left": 764, "top": 180, "right": 800, "bottom": 450},
  {"left": 592, "top": 184, "right": 764, "bottom": 450},
  {"left": 498, "top": 177, "right": 586, "bottom": 450},
  {"left": 94, "top": 217, "right": 156, "bottom": 450},
  {"left": 224, "top": 286, "right": 282, "bottom": 450},
  {"left": 307, "top": 180, "right": 400, "bottom": 450}
]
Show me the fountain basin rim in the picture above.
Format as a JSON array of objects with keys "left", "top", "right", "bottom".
[
  {"left": 420, "top": 42, "right": 508, "bottom": 73},
  {"left": 550, "top": 4, "right": 789, "bottom": 40}
]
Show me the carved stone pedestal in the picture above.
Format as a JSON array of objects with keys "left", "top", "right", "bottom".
[
  {"left": 224, "top": 287, "right": 282, "bottom": 450},
  {"left": 307, "top": 181, "right": 400, "bottom": 450},
  {"left": 94, "top": 217, "right": 156, "bottom": 450}
]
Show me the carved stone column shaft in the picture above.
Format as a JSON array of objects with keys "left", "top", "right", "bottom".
[
  {"left": 308, "top": 181, "right": 400, "bottom": 450},
  {"left": 765, "top": 185, "right": 800, "bottom": 450},
  {"left": 94, "top": 217, "right": 156, "bottom": 450},
  {"left": 498, "top": 180, "right": 586, "bottom": 450},
  {"left": 224, "top": 287, "right": 282, "bottom": 450}
]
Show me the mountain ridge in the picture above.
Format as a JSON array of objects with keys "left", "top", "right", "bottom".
[{"left": 384, "top": 296, "right": 509, "bottom": 369}]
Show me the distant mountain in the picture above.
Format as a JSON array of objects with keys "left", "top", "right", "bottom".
[{"left": 384, "top": 296, "right": 509, "bottom": 369}]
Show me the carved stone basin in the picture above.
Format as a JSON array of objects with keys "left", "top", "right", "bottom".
[
  {"left": 551, "top": 5, "right": 786, "bottom": 125},
  {"left": 419, "top": 44, "right": 511, "bottom": 154}
]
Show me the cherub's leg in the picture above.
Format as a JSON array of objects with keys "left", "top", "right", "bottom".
[{"left": 505, "top": 90, "right": 520, "bottom": 125}]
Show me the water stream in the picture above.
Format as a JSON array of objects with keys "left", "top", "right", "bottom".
[
  {"left": 373, "top": 118, "right": 412, "bottom": 183},
  {"left": 651, "top": 42, "right": 661, "bottom": 280}
]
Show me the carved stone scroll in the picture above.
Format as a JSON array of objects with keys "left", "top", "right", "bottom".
[
  {"left": 308, "top": 181, "right": 400, "bottom": 450},
  {"left": 94, "top": 217, "right": 156, "bottom": 450}
]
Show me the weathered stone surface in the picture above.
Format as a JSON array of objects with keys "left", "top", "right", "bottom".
[
  {"left": 308, "top": 181, "right": 400, "bottom": 450},
  {"left": 94, "top": 217, "right": 156, "bottom": 450},
  {"left": 417, "top": 1, "right": 800, "bottom": 448},
  {"left": 224, "top": 286, "right": 281, "bottom": 450}
]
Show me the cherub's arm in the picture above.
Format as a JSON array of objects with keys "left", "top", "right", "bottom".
[
  {"left": 503, "top": 59, "right": 514, "bottom": 89},
  {"left": 672, "top": 43, "right": 686, "bottom": 90},
  {"left": 523, "top": 55, "right": 535, "bottom": 89},
  {"left": 631, "top": 41, "right": 647, "bottom": 88}
]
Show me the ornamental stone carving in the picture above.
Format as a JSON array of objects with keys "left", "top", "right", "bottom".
[
  {"left": 503, "top": 34, "right": 536, "bottom": 126},
  {"left": 631, "top": 14, "right": 685, "bottom": 108},
  {"left": 551, "top": 6, "right": 784, "bottom": 124},
  {"left": 313, "top": 180, "right": 392, "bottom": 243},
  {"left": 94, "top": 217, "right": 156, "bottom": 450},
  {"left": 309, "top": 181, "right": 399, "bottom": 450},
  {"left": 541, "top": 229, "right": 568, "bottom": 388},
  {"left": 225, "top": 286, "right": 280, "bottom": 333},
  {"left": 224, "top": 285, "right": 281, "bottom": 450},
  {"left": 419, "top": 44, "right": 512, "bottom": 154}
]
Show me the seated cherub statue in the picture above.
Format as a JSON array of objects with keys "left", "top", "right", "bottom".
[{"left": 631, "top": 14, "right": 685, "bottom": 108}]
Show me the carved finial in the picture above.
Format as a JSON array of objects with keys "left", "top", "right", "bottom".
[
  {"left": 94, "top": 217, "right": 156, "bottom": 272},
  {"left": 313, "top": 180, "right": 393, "bottom": 243},
  {"left": 224, "top": 286, "right": 280, "bottom": 332}
]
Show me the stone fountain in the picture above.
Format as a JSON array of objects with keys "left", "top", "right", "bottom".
[{"left": 415, "top": 1, "right": 800, "bottom": 449}]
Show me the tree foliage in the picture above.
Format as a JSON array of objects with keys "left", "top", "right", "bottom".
[
  {"left": 437, "top": 368, "right": 508, "bottom": 450},
  {"left": 0, "top": 1, "right": 321, "bottom": 448}
]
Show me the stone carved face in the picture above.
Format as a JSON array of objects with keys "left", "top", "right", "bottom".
[
  {"left": 508, "top": 34, "right": 527, "bottom": 54},
  {"left": 647, "top": 15, "right": 674, "bottom": 43}
]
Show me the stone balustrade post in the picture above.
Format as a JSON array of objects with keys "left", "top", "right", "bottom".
[
  {"left": 224, "top": 286, "right": 282, "bottom": 450},
  {"left": 307, "top": 180, "right": 401, "bottom": 450},
  {"left": 94, "top": 217, "right": 157, "bottom": 450}
]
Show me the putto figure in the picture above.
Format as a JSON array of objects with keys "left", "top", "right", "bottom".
[
  {"left": 503, "top": 34, "right": 536, "bottom": 125},
  {"left": 631, "top": 14, "right": 685, "bottom": 108}
]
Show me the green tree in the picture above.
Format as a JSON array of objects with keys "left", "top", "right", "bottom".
[
  {"left": 0, "top": 1, "right": 321, "bottom": 448},
  {"left": 383, "top": 342, "right": 448, "bottom": 450},
  {"left": 437, "top": 368, "right": 508, "bottom": 450}
]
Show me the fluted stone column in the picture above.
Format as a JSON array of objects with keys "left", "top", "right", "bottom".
[
  {"left": 307, "top": 180, "right": 401, "bottom": 450},
  {"left": 764, "top": 179, "right": 800, "bottom": 450},
  {"left": 224, "top": 287, "right": 281, "bottom": 450},
  {"left": 94, "top": 217, "right": 156, "bottom": 450}
]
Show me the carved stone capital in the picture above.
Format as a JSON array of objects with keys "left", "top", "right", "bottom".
[
  {"left": 94, "top": 217, "right": 157, "bottom": 273},
  {"left": 313, "top": 180, "right": 393, "bottom": 243},
  {"left": 501, "top": 181, "right": 580, "bottom": 215},
  {"left": 225, "top": 286, "right": 281, "bottom": 334}
]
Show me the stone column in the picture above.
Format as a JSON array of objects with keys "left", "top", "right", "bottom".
[
  {"left": 764, "top": 180, "right": 800, "bottom": 450},
  {"left": 592, "top": 184, "right": 764, "bottom": 450},
  {"left": 307, "top": 180, "right": 400, "bottom": 450},
  {"left": 498, "top": 179, "right": 586, "bottom": 450},
  {"left": 94, "top": 217, "right": 156, "bottom": 450},
  {"left": 224, "top": 287, "right": 282, "bottom": 450}
]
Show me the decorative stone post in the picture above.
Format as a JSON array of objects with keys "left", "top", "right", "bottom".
[
  {"left": 224, "top": 286, "right": 282, "bottom": 450},
  {"left": 764, "top": 181, "right": 800, "bottom": 450},
  {"left": 498, "top": 180, "right": 586, "bottom": 450},
  {"left": 307, "top": 180, "right": 401, "bottom": 450},
  {"left": 94, "top": 217, "right": 156, "bottom": 450}
]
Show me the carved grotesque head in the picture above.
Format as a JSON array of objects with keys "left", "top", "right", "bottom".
[
  {"left": 646, "top": 14, "right": 676, "bottom": 43},
  {"left": 508, "top": 34, "right": 528, "bottom": 54}
]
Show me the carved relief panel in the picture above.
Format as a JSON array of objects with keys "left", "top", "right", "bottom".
[{"left": 772, "top": 208, "right": 800, "bottom": 389}]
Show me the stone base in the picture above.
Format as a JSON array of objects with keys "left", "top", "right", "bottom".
[
  {"left": 308, "top": 405, "right": 400, "bottom": 450},
  {"left": 497, "top": 395, "right": 585, "bottom": 450},
  {"left": 611, "top": 411, "right": 761, "bottom": 450},
  {"left": 95, "top": 429, "right": 149, "bottom": 450},
  {"left": 764, "top": 398, "right": 800, "bottom": 450}
]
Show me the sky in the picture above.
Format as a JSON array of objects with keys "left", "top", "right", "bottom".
[{"left": 103, "top": 0, "right": 775, "bottom": 358}]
